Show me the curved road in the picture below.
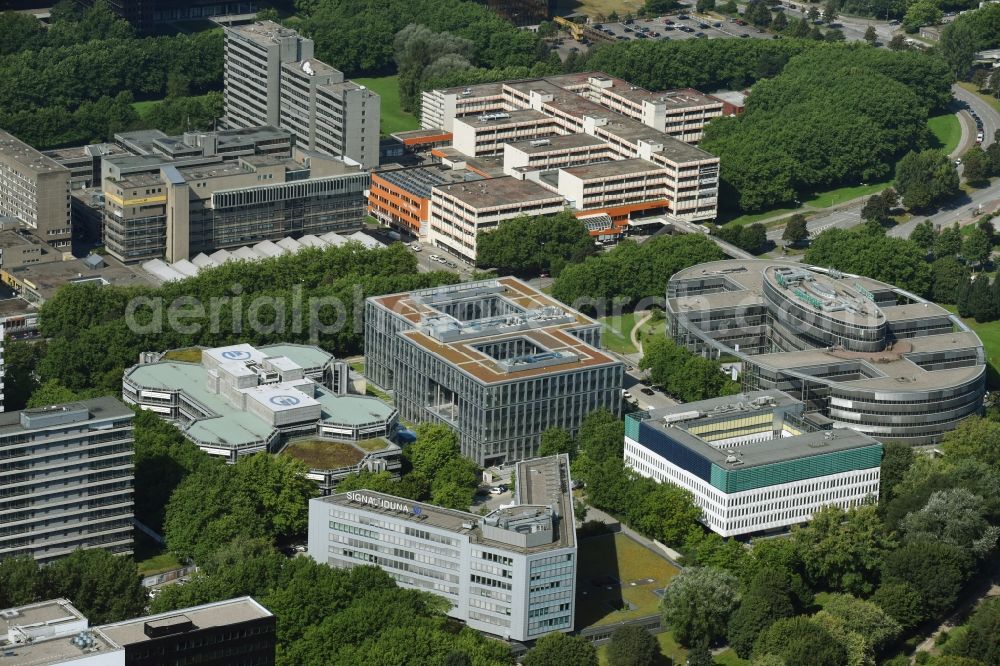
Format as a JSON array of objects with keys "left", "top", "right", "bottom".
[{"left": 954, "top": 83, "right": 999, "bottom": 151}]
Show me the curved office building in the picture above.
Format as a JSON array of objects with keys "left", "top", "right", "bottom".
[{"left": 666, "top": 260, "right": 986, "bottom": 445}]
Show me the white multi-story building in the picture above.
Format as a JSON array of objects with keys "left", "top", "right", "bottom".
[
  {"left": 308, "top": 454, "right": 577, "bottom": 641},
  {"left": 624, "top": 391, "right": 882, "bottom": 537},
  {"left": 0, "top": 130, "right": 72, "bottom": 248},
  {"left": 427, "top": 177, "right": 564, "bottom": 263}
]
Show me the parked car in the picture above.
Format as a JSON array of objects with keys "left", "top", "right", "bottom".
[
  {"left": 410, "top": 243, "right": 421, "bottom": 251},
  {"left": 640, "top": 387, "right": 655, "bottom": 396},
  {"left": 428, "top": 254, "right": 441, "bottom": 261},
  {"left": 489, "top": 485, "right": 508, "bottom": 495}
]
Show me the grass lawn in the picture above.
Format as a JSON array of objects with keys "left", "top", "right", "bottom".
[
  {"left": 576, "top": 533, "right": 680, "bottom": 628},
  {"left": 723, "top": 181, "right": 890, "bottom": 228},
  {"left": 281, "top": 439, "right": 365, "bottom": 469},
  {"left": 134, "top": 532, "right": 182, "bottom": 576},
  {"left": 599, "top": 312, "right": 639, "bottom": 354},
  {"left": 928, "top": 113, "right": 962, "bottom": 156},
  {"left": 714, "top": 650, "right": 750, "bottom": 665},
  {"left": 132, "top": 93, "right": 217, "bottom": 122},
  {"left": 161, "top": 347, "right": 203, "bottom": 363},
  {"left": 354, "top": 438, "right": 391, "bottom": 452},
  {"left": 958, "top": 82, "right": 1000, "bottom": 116},
  {"left": 353, "top": 76, "right": 420, "bottom": 136}
]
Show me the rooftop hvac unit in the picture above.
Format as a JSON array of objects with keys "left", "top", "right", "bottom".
[
  {"left": 663, "top": 410, "right": 700, "bottom": 424},
  {"left": 529, "top": 139, "right": 551, "bottom": 147}
]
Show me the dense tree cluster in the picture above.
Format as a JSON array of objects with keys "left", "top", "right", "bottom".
[
  {"left": 0, "top": 550, "right": 147, "bottom": 624},
  {"left": 940, "top": 4, "right": 1000, "bottom": 77},
  {"left": 713, "top": 222, "right": 768, "bottom": 254},
  {"left": 804, "top": 227, "right": 933, "bottom": 296},
  {"left": 35, "top": 242, "right": 457, "bottom": 396},
  {"left": 895, "top": 149, "right": 961, "bottom": 210},
  {"left": 292, "top": 0, "right": 544, "bottom": 77},
  {"left": 701, "top": 47, "right": 952, "bottom": 212},
  {"left": 640, "top": 336, "right": 741, "bottom": 402},
  {"left": 551, "top": 233, "right": 723, "bottom": 312},
  {"left": 476, "top": 211, "right": 596, "bottom": 278},
  {"left": 0, "top": 3, "right": 222, "bottom": 148}
]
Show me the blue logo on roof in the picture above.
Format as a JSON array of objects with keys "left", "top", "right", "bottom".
[
  {"left": 270, "top": 395, "right": 301, "bottom": 407},
  {"left": 412, "top": 506, "right": 422, "bottom": 516},
  {"left": 221, "top": 350, "right": 252, "bottom": 360}
]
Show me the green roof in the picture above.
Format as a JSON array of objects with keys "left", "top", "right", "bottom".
[{"left": 315, "top": 387, "right": 396, "bottom": 427}]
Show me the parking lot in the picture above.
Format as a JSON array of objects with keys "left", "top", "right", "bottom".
[{"left": 593, "top": 13, "right": 773, "bottom": 43}]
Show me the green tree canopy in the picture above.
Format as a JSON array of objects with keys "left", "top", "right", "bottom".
[
  {"left": 895, "top": 150, "right": 960, "bottom": 211},
  {"left": 476, "top": 211, "right": 595, "bottom": 278},
  {"left": 753, "top": 616, "right": 848, "bottom": 666},
  {"left": 606, "top": 625, "right": 659, "bottom": 666},
  {"left": 660, "top": 567, "right": 741, "bottom": 647},
  {"left": 804, "top": 228, "right": 933, "bottom": 296},
  {"left": 523, "top": 632, "right": 597, "bottom": 666}
]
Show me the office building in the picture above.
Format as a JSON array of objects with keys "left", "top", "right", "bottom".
[
  {"left": 667, "top": 260, "right": 986, "bottom": 444},
  {"left": 308, "top": 454, "right": 576, "bottom": 641},
  {"left": 0, "top": 129, "right": 72, "bottom": 248},
  {"left": 223, "top": 21, "right": 380, "bottom": 168},
  {"left": 368, "top": 165, "right": 482, "bottom": 237},
  {"left": 428, "top": 177, "right": 565, "bottom": 263},
  {"left": 0, "top": 398, "right": 134, "bottom": 563},
  {"left": 625, "top": 391, "right": 882, "bottom": 537},
  {"left": 280, "top": 58, "right": 380, "bottom": 169},
  {"left": 102, "top": 150, "right": 368, "bottom": 263},
  {"left": 0, "top": 596, "right": 274, "bottom": 666},
  {"left": 365, "top": 278, "right": 623, "bottom": 466},
  {"left": 417, "top": 73, "right": 720, "bottom": 250},
  {"left": 97, "top": 596, "right": 275, "bottom": 666},
  {"left": 123, "top": 343, "right": 397, "bottom": 463}
]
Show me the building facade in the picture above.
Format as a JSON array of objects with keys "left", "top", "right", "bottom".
[
  {"left": 428, "top": 177, "right": 565, "bottom": 263},
  {"left": 666, "top": 260, "right": 986, "bottom": 444},
  {"left": 365, "top": 278, "right": 623, "bottom": 466},
  {"left": 224, "top": 21, "right": 380, "bottom": 168},
  {"left": 0, "top": 596, "right": 274, "bottom": 666},
  {"left": 368, "top": 166, "right": 482, "bottom": 237},
  {"left": 123, "top": 343, "right": 397, "bottom": 463},
  {"left": 308, "top": 454, "right": 576, "bottom": 641},
  {"left": 624, "top": 391, "right": 883, "bottom": 537},
  {"left": 0, "top": 398, "right": 134, "bottom": 563},
  {"left": 0, "top": 130, "right": 72, "bottom": 248},
  {"left": 102, "top": 152, "right": 369, "bottom": 263}
]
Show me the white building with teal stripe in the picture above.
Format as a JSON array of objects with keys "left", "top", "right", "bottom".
[{"left": 624, "top": 390, "right": 882, "bottom": 537}]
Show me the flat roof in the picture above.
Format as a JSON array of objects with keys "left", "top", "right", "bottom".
[
  {"left": 668, "top": 260, "right": 985, "bottom": 391},
  {"left": 561, "top": 157, "right": 663, "bottom": 179},
  {"left": 97, "top": 597, "right": 272, "bottom": 647},
  {"left": 507, "top": 133, "right": 607, "bottom": 154},
  {"left": 433, "top": 176, "right": 563, "bottom": 210},
  {"left": 374, "top": 165, "right": 480, "bottom": 200},
  {"left": 0, "top": 129, "right": 69, "bottom": 175},
  {"left": 317, "top": 453, "right": 574, "bottom": 553},
  {"left": 638, "top": 390, "right": 880, "bottom": 469},
  {"left": 370, "top": 277, "right": 621, "bottom": 386},
  {"left": 0, "top": 396, "right": 131, "bottom": 436},
  {"left": 0, "top": 599, "right": 119, "bottom": 666},
  {"left": 225, "top": 19, "right": 302, "bottom": 46},
  {"left": 455, "top": 109, "right": 553, "bottom": 129},
  {"left": 7, "top": 258, "right": 153, "bottom": 301}
]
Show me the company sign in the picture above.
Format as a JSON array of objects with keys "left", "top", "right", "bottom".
[{"left": 347, "top": 492, "right": 416, "bottom": 514}]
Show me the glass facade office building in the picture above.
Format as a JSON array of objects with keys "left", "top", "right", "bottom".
[
  {"left": 666, "top": 260, "right": 985, "bottom": 445},
  {"left": 365, "top": 278, "right": 623, "bottom": 467}
]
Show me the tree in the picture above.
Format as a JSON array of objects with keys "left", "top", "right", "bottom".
[
  {"left": 394, "top": 24, "right": 475, "bottom": 112},
  {"left": 606, "top": 625, "right": 659, "bottom": 666},
  {"left": 901, "top": 488, "right": 999, "bottom": 559},
  {"left": 882, "top": 540, "right": 970, "bottom": 618},
  {"left": 943, "top": 597, "right": 1000, "bottom": 665},
  {"left": 864, "top": 25, "right": 877, "bottom": 44},
  {"left": 408, "top": 423, "right": 461, "bottom": 478},
  {"left": 807, "top": 5, "right": 820, "bottom": 21},
  {"left": 0, "top": 556, "right": 44, "bottom": 608},
  {"left": 641, "top": 336, "right": 740, "bottom": 402},
  {"left": 772, "top": 11, "right": 789, "bottom": 32},
  {"left": 888, "top": 34, "right": 908, "bottom": 51},
  {"left": 538, "top": 427, "right": 576, "bottom": 459},
  {"left": 686, "top": 644, "right": 716, "bottom": 666},
  {"left": 727, "top": 567, "right": 797, "bottom": 658},
  {"left": 782, "top": 214, "right": 809, "bottom": 245},
  {"left": 44, "top": 549, "right": 148, "bottom": 624},
  {"left": 660, "top": 567, "right": 740, "bottom": 647},
  {"left": 27, "top": 379, "right": 79, "bottom": 408},
  {"left": 861, "top": 193, "right": 892, "bottom": 226},
  {"left": 753, "top": 616, "right": 847, "bottom": 666},
  {"left": 969, "top": 274, "right": 994, "bottom": 323},
  {"left": 911, "top": 219, "right": 938, "bottom": 251},
  {"left": 962, "top": 148, "right": 991, "bottom": 185},
  {"left": 903, "top": 0, "right": 942, "bottom": 32},
  {"left": 523, "top": 632, "right": 597, "bottom": 666},
  {"left": 697, "top": 0, "right": 717, "bottom": 11},
  {"left": 895, "top": 150, "right": 960, "bottom": 211},
  {"left": 872, "top": 581, "right": 926, "bottom": 631},
  {"left": 880, "top": 440, "right": 915, "bottom": 505},
  {"left": 804, "top": 228, "right": 932, "bottom": 297},
  {"left": 476, "top": 211, "right": 595, "bottom": 278},
  {"left": 823, "top": 0, "right": 838, "bottom": 23},
  {"left": 645, "top": 0, "right": 682, "bottom": 14},
  {"left": 3, "top": 339, "right": 44, "bottom": 410},
  {"left": 791, "top": 505, "right": 895, "bottom": 596},
  {"left": 821, "top": 593, "right": 902, "bottom": 654},
  {"left": 940, "top": 417, "right": 1000, "bottom": 469},
  {"left": 962, "top": 226, "right": 991, "bottom": 267},
  {"left": 936, "top": 223, "right": 964, "bottom": 259}
]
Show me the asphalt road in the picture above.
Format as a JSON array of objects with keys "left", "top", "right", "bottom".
[{"left": 954, "top": 83, "right": 998, "bottom": 151}]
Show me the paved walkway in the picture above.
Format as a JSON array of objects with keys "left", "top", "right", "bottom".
[
  {"left": 910, "top": 572, "right": 1000, "bottom": 663},
  {"left": 630, "top": 310, "right": 653, "bottom": 355}
]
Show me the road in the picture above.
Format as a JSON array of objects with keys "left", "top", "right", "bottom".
[
  {"left": 778, "top": 3, "right": 897, "bottom": 43},
  {"left": 954, "top": 83, "right": 998, "bottom": 150}
]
